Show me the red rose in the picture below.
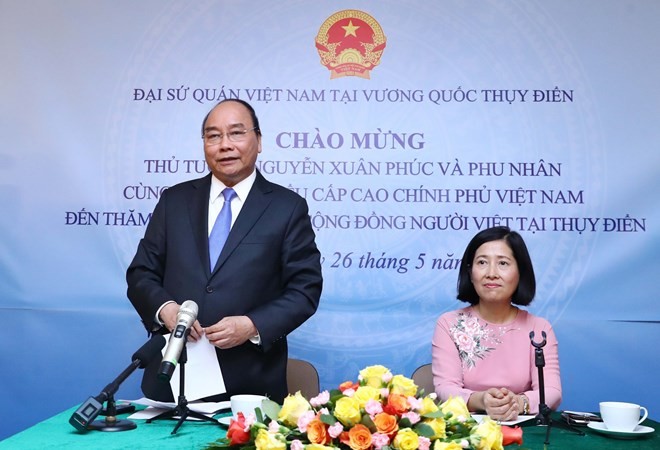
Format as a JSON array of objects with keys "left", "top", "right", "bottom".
[
  {"left": 384, "top": 393, "right": 409, "bottom": 415},
  {"left": 501, "top": 425, "right": 523, "bottom": 446},
  {"left": 339, "top": 381, "right": 360, "bottom": 392},
  {"left": 227, "top": 412, "right": 251, "bottom": 445}
]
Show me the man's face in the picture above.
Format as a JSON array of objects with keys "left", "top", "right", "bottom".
[{"left": 202, "top": 101, "right": 261, "bottom": 186}]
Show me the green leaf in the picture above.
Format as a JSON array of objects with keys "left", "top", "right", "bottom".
[
  {"left": 261, "top": 399, "right": 281, "bottom": 421},
  {"left": 330, "top": 389, "right": 346, "bottom": 405},
  {"left": 361, "top": 414, "right": 376, "bottom": 432},
  {"left": 412, "top": 423, "right": 436, "bottom": 438},
  {"left": 399, "top": 417, "right": 412, "bottom": 428},
  {"left": 287, "top": 429, "right": 307, "bottom": 440},
  {"left": 203, "top": 437, "right": 232, "bottom": 449},
  {"left": 320, "top": 413, "right": 337, "bottom": 425}
]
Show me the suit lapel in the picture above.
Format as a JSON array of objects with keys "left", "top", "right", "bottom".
[
  {"left": 188, "top": 174, "right": 214, "bottom": 276},
  {"left": 211, "top": 171, "right": 274, "bottom": 275}
]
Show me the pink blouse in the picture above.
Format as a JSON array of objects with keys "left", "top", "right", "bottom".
[{"left": 432, "top": 306, "right": 562, "bottom": 414}]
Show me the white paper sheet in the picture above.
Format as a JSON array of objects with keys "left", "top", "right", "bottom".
[
  {"left": 124, "top": 398, "right": 231, "bottom": 420},
  {"left": 472, "top": 414, "right": 536, "bottom": 426},
  {"left": 163, "top": 333, "right": 226, "bottom": 401}
]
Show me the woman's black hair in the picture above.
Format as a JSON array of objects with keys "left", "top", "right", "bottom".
[{"left": 456, "top": 226, "right": 536, "bottom": 305}]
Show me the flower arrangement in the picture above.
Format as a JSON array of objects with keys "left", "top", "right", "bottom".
[{"left": 207, "top": 365, "right": 521, "bottom": 450}]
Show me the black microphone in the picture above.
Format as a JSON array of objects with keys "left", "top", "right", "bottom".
[
  {"left": 69, "top": 334, "right": 166, "bottom": 431},
  {"left": 157, "top": 300, "right": 199, "bottom": 381}
]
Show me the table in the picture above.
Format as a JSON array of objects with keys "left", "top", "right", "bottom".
[
  {"left": 507, "top": 419, "right": 658, "bottom": 449},
  {"left": 0, "top": 405, "right": 230, "bottom": 450},
  {"left": 1, "top": 406, "right": 658, "bottom": 449}
]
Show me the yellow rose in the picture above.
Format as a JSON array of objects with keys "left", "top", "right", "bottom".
[
  {"left": 353, "top": 385, "right": 381, "bottom": 408},
  {"left": 392, "top": 428, "right": 419, "bottom": 450},
  {"left": 390, "top": 375, "right": 418, "bottom": 397},
  {"left": 306, "top": 445, "right": 336, "bottom": 450},
  {"left": 254, "top": 429, "right": 286, "bottom": 450},
  {"left": 471, "top": 417, "right": 503, "bottom": 450},
  {"left": 440, "top": 396, "right": 470, "bottom": 420},
  {"left": 359, "top": 365, "right": 391, "bottom": 388},
  {"left": 277, "top": 391, "right": 311, "bottom": 427},
  {"left": 334, "top": 396, "right": 362, "bottom": 427},
  {"left": 422, "top": 417, "right": 447, "bottom": 440},
  {"left": 418, "top": 396, "right": 440, "bottom": 416},
  {"left": 434, "top": 442, "right": 463, "bottom": 450}
]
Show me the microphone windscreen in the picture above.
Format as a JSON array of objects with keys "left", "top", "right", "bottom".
[
  {"left": 179, "top": 300, "right": 199, "bottom": 319},
  {"left": 132, "top": 334, "right": 167, "bottom": 368}
]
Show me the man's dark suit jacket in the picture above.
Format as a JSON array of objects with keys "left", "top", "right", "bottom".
[{"left": 126, "top": 170, "right": 322, "bottom": 403}]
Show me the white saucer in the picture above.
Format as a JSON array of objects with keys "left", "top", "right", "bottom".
[
  {"left": 587, "top": 421, "right": 655, "bottom": 439},
  {"left": 217, "top": 416, "right": 233, "bottom": 426}
]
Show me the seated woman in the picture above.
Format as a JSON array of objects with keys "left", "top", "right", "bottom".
[{"left": 432, "top": 226, "right": 562, "bottom": 421}]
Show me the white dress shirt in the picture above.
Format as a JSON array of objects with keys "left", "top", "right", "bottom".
[{"left": 207, "top": 170, "right": 256, "bottom": 236}]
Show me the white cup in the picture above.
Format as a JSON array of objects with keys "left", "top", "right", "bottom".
[
  {"left": 230, "top": 394, "right": 268, "bottom": 418},
  {"left": 599, "top": 401, "right": 648, "bottom": 432}
]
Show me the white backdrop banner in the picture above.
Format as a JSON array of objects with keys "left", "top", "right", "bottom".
[{"left": 1, "top": 0, "right": 658, "bottom": 439}]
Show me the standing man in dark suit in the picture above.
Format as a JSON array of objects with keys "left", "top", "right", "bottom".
[{"left": 127, "top": 99, "right": 323, "bottom": 403}]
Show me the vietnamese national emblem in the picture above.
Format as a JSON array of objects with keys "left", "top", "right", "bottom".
[{"left": 315, "top": 10, "right": 387, "bottom": 79}]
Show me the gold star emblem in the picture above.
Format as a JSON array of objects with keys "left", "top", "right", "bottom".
[{"left": 342, "top": 20, "right": 360, "bottom": 37}]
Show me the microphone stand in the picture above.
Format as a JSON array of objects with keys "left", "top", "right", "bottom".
[
  {"left": 522, "top": 331, "right": 584, "bottom": 444},
  {"left": 88, "top": 394, "right": 137, "bottom": 432},
  {"left": 70, "top": 359, "right": 142, "bottom": 432},
  {"left": 146, "top": 342, "right": 221, "bottom": 434},
  {"left": 69, "top": 335, "right": 166, "bottom": 432}
]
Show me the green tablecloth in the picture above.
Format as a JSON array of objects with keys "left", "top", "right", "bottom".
[{"left": 1, "top": 406, "right": 658, "bottom": 449}]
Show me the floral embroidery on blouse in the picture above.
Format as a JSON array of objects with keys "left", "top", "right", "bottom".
[{"left": 449, "top": 312, "right": 513, "bottom": 370}]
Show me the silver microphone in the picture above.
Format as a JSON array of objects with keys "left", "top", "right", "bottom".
[{"left": 157, "top": 300, "right": 198, "bottom": 381}]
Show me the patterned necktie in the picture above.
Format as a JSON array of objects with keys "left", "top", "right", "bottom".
[{"left": 208, "top": 188, "right": 237, "bottom": 270}]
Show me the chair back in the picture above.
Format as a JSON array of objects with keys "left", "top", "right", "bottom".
[
  {"left": 287, "top": 358, "right": 320, "bottom": 398},
  {"left": 411, "top": 363, "right": 434, "bottom": 395}
]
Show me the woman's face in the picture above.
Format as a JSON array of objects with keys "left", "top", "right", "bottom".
[{"left": 470, "top": 239, "right": 520, "bottom": 305}]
